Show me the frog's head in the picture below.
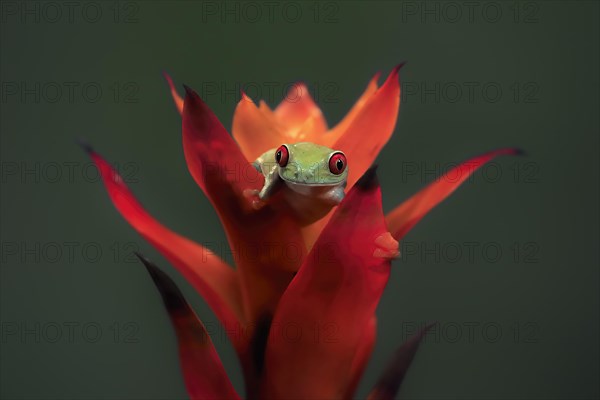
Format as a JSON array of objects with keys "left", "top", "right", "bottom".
[{"left": 275, "top": 142, "right": 348, "bottom": 186}]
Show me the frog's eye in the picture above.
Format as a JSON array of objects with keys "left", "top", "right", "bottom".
[
  {"left": 275, "top": 145, "right": 289, "bottom": 167},
  {"left": 328, "top": 152, "right": 347, "bottom": 175}
]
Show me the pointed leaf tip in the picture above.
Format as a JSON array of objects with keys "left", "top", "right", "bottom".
[
  {"left": 134, "top": 250, "right": 149, "bottom": 261},
  {"left": 386, "top": 62, "right": 406, "bottom": 80},
  {"left": 355, "top": 165, "right": 379, "bottom": 190},
  {"left": 134, "top": 251, "right": 158, "bottom": 279},
  {"left": 134, "top": 251, "right": 147, "bottom": 265},
  {"left": 495, "top": 147, "right": 524, "bottom": 157},
  {"left": 240, "top": 90, "right": 254, "bottom": 103},
  {"left": 368, "top": 322, "right": 435, "bottom": 400},
  {"left": 513, "top": 147, "right": 526, "bottom": 156},
  {"left": 163, "top": 72, "right": 184, "bottom": 115},
  {"left": 76, "top": 138, "right": 95, "bottom": 155},
  {"left": 183, "top": 84, "right": 194, "bottom": 96},
  {"left": 135, "top": 252, "right": 188, "bottom": 313}
]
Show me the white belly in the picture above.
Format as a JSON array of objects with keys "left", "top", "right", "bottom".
[
  {"left": 281, "top": 182, "right": 343, "bottom": 226},
  {"left": 284, "top": 181, "right": 334, "bottom": 196}
]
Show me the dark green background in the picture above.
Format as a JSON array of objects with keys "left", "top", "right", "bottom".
[{"left": 1, "top": 1, "right": 598, "bottom": 399}]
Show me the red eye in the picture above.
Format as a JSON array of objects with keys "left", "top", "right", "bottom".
[
  {"left": 328, "top": 152, "right": 347, "bottom": 175},
  {"left": 275, "top": 145, "right": 289, "bottom": 167}
]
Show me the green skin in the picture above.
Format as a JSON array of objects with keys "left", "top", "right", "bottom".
[{"left": 252, "top": 142, "right": 348, "bottom": 224}]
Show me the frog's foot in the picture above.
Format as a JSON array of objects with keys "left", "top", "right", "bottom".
[
  {"left": 373, "top": 232, "right": 400, "bottom": 260},
  {"left": 242, "top": 189, "right": 266, "bottom": 210}
]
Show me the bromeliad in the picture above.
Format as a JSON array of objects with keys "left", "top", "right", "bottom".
[{"left": 84, "top": 65, "right": 519, "bottom": 399}]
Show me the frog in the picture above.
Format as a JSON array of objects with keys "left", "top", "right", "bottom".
[
  {"left": 246, "top": 142, "right": 348, "bottom": 226},
  {"left": 245, "top": 142, "right": 400, "bottom": 260}
]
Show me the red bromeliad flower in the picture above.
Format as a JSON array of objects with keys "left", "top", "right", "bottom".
[{"left": 84, "top": 65, "right": 518, "bottom": 400}]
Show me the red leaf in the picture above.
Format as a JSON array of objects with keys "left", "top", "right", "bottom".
[
  {"left": 181, "top": 87, "right": 308, "bottom": 382},
  {"left": 136, "top": 253, "right": 240, "bottom": 400},
  {"left": 386, "top": 148, "right": 522, "bottom": 240},
  {"left": 83, "top": 144, "right": 243, "bottom": 342},
  {"left": 261, "top": 167, "right": 394, "bottom": 399},
  {"left": 344, "top": 316, "right": 377, "bottom": 399}
]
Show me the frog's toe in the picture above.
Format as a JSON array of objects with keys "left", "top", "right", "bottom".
[
  {"left": 242, "top": 189, "right": 265, "bottom": 210},
  {"left": 243, "top": 188, "right": 259, "bottom": 199},
  {"left": 252, "top": 198, "right": 267, "bottom": 210},
  {"left": 373, "top": 232, "right": 400, "bottom": 260}
]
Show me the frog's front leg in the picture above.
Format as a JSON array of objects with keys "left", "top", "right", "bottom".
[
  {"left": 253, "top": 148, "right": 282, "bottom": 200},
  {"left": 244, "top": 149, "right": 281, "bottom": 209},
  {"left": 256, "top": 162, "right": 280, "bottom": 200}
]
